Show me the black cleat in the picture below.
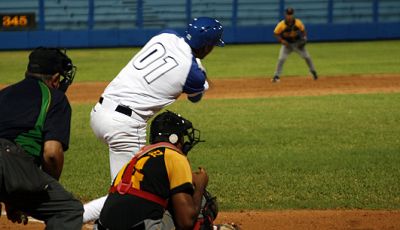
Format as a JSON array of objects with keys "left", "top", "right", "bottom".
[
  {"left": 311, "top": 71, "right": 318, "bottom": 80},
  {"left": 271, "top": 75, "right": 280, "bottom": 83}
]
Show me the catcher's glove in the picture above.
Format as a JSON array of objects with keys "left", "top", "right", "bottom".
[
  {"left": 195, "top": 189, "right": 219, "bottom": 230},
  {"left": 202, "top": 189, "right": 218, "bottom": 220},
  {"left": 297, "top": 38, "right": 307, "bottom": 49}
]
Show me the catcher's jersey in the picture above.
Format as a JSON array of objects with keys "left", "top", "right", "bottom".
[
  {"left": 274, "top": 18, "right": 305, "bottom": 43},
  {"left": 100, "top": 143, "right": 194, "bottom": 229},
  {"left": 101, "top": 30, "right": 207, "bottom": 120}
]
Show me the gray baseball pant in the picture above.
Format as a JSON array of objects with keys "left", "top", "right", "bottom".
[{"left": 274, "top": 43, "right": 316, "bottom": 77}]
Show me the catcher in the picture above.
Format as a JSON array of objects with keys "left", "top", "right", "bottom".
[
  {"left": 271, "top": 7, "right": 318, "bottom": 82},
  {"left": 95, "top": 111, "right": 238, "bottom": 230}
]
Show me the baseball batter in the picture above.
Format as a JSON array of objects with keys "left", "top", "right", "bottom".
[
  {"left": 83, "top": 17, "right": 224, "bottom": 222},
  {"left": 272, "top": 7, "right": 318, "bottom": 82}
]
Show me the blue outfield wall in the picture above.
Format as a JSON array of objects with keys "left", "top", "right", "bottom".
[{"left": 1, "top": 23, "right": 400, "bottom": 50}]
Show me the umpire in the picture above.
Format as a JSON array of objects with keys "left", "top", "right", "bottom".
[{"left": 0, "top": 47, "right": 83, "bottom": 229}]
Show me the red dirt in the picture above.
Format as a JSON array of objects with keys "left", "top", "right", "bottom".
[
  {"left": 61, "top": 74, "right": 400, "bottom": 103},
  {"left": 1, "top": 209, "right": 400, "bottom": 230},
  {"left": 1, "top": 74, "right": 400, "bottom": 229}
]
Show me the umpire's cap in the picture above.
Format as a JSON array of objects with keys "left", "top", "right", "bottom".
[
  {"left": 27, "top": 47, "right": 77, "bottom": 92},
  {"left": 184, "top": 17, "right": 224, "bottom": 49},
  {"left": 28, "top": 47, "right": 74, "bottom": 76}
]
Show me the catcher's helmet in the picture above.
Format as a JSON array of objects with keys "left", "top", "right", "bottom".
[
  {"left": 150, "top": 111, "right": 202, "bottom": 154},
  {"left": 27, "top": 47, "right": 77, "bottom": 92},
  {"left": 184, "top": 17, "right": 224, "bottom": 49}
]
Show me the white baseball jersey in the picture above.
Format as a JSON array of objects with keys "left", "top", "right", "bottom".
[{"left": 101, "top": 30, "right": 208, "bottom": 121}]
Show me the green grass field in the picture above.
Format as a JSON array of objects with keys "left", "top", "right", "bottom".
[
  {"left": 1, "top": 41, "right": 400, "bottom": 210},
  {"left": 1, "top": 40, "right": 400, "bottom": 84},
  {"left": 65, "top": 94, "right": 400, "bottom": 210}
]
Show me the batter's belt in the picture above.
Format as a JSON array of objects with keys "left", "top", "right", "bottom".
[{"left": 98, "top": 97, "right": 144, "bottom": 121}]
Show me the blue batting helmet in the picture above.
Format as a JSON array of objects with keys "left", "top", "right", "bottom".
[{"left": 184, "top": 17, "right": 224, "bottom": 49}]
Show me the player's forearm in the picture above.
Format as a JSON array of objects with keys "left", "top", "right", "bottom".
[
  {"left": 302, "top": 30, "right": 308, "bottom": 39},
  {"left": 192, "top": 185, "right": 206, "bottom": 214},
  {"left": 274, "top": 34, "right": 282, "bottom": 42},
  {"left": 275, "top": 34, "right": 288, "bottom": 46},
  {"left": 43, "top": 154, "right": 64, "bottom": 180},
  {"left": 191, "top": 170, "right": 208, "bottom": 216},
  {"left": 172, "top": 191, "right": 205, "bottom": 230},
  {"left": 42, "top": 140, "right": 64, "bottom": 180}
]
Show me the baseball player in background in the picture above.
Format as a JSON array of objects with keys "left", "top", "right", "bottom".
[
  {"left": 272, "top": 7, "right": 318, "bottom": 82},
  {"left": 83, "top": 17, "right": 224, "bottom": 223}
]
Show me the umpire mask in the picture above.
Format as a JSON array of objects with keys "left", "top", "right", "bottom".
[{"left": 28, "top": 47, "right": 77, "bottom": 92}]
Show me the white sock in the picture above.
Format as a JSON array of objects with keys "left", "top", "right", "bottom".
[{"left": 83, "top": 195, "right": 108, "bottom": 223}]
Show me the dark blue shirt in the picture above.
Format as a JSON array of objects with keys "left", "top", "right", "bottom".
[{"left": 0, "top": 76, "right": 71, "bottom": 160}]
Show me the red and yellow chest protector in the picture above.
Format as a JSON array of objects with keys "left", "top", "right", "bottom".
[{"left": 109, "top": 142, "right": 193, "bottom": 208}]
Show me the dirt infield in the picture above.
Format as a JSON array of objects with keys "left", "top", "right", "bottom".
[
  {"left": 63, "top": 74, "right": 400, "bottom": 103},
  {"left": 1, "top": 75, "right": 400, "bottom": 103},
  {"left": 1, "top": 75, "right": 400, "bottom": 229},
  {"left": 1, "top": 210, "right": 400, "bottom": 230}
]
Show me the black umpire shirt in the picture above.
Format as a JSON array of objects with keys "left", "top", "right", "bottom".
[{"left": 0, "top": 76, "right": 71, "bottom": 164}]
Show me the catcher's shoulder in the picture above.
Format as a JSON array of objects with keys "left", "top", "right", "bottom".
[
  {"left": 295, "top": 18, "right": 305, "bottom": 26},
  {"left": 277, "top": 19, "right": 286, "bottom": 25}
]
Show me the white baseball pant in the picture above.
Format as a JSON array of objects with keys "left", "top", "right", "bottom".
[{"left": 83, "top": 99, "right": 147, "bottom": 223}]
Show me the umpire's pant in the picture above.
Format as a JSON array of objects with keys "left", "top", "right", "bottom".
[{"left": 0, "top": 138, "right": 83, "bottom": 230}]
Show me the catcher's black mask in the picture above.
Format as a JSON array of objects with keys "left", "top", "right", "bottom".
[
  {"left": 27, "top": 47, "right": 77, "bottom": 92},
  {"left": 150, "top": 110, "right": 202, "bottom": 154}
]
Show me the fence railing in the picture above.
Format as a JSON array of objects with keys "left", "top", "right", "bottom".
[
  {"left": 1, "top": 0, "right": 399, "bottom": 49},
  {"left": 1, "top": 0, "right": 399, "bottom": 31}
]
